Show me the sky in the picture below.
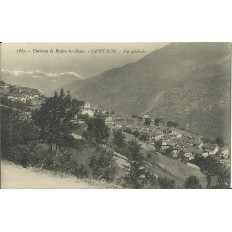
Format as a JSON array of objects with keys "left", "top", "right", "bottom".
[{"left": 1, "top": 43, "right": 168, "bottom": 77}]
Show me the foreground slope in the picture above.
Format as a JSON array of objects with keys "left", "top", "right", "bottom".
[{"left": 1, "top": 161, "right": 119, "bottom": 189}]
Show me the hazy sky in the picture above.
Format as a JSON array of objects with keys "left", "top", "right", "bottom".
[{"left": 2, "top": 43, "right": 168, "bottom": 77}]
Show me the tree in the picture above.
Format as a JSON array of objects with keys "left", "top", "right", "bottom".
[
  {"left": 87, "top": 117, "right": 109, "bottom": 145},
  {"left": 139, "top": 133, "right": 150, "bottom": 142},
  {"left": 144, "top": 118, "right": 151, "bottom": 126},
  {"left": 163, "top": 147, "right": 173, "bottom": 158},
  {"left": 214, "top": 137, "right": 224, "bottom": 148},
  {"left": 124, "top": 141, "right": 145, "bottom": 188},
  {"left": 32, "top": 89, "right": 77, "bottom": 155},
  {"left": 167, "top": 121, "right": 179, "bottom": 128},
  {"left": 191, "top": 154, "right": 229, "bottom": 189},
  {"left": 1, "top": 106, "right": 38, "bottom": 157},
  {"left": 133, "top": 130, "right": 140, "bottom": 138},
  {"left": 172, "top": 122, "right": 179, "bottom": 128},
  {"left": 167, "top": 121, "right": 173, "bottom": 127},
  {"left": 132, "top": 114, "right": 137, "bottom": 118},
  {"left": 1, "top": 106, "right": 14, "bottom": 157},
  {"left": 124, "top": 140, "right": 158, "bottom": 188},
  {"left": 1, "top": 105, "right": 41, "bottom": 168},
  {"left": 178, "top": 150, "right": 186, "bottom": 162},
  {"left": 158, "top": 177, "right": 175, "bottom": 189},
  {"left": 198, "top": 156, "right": 221, "bottom": 189},
  {"left": 154, "top": 140, "right": 162, "bottom": 152},
  {"left": 89, "top": 148, "right": 117, "bottom": 182},
  {"left": 214, "top": 166, "right": 230, "bottom": 189},
  {"left": 113, "top": 130, "right": 126, "bottom": 148},
  {"left": 184, "top": 176, "right": 202, "bottom": 189},
  {"left": 154, "top": 118, "right": 164, "bottom": 126}
]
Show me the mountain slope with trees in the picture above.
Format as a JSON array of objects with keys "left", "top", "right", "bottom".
[{"left": 65, "top": 43, "right": 231, "bottom": 142}]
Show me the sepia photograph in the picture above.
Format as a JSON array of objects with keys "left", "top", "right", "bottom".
[{"left": 0, "top": 42, "right": 231, "bottom": 189}]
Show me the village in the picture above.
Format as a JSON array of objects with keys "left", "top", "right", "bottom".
[
  {"left": 73, "top": 100, "right": 230, "bottom": 170},
  {"left": 1, "top": 81, "right": 44, "bottom": 105}
]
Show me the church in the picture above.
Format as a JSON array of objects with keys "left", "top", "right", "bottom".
[{"left": 80, "top": 101, "right": 95, "bottom": 117}]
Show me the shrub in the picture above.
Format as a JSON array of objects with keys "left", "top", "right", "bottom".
[
  {"left": 158, "top": 177, "right": 175, "bottom": 189},
  {"left": 89, "top": 149, "right": 117, "bottom": 182},
  {"left": 147, "top": 153, "right": 152, "bottom": 159},
  {"left": 184, "top": 175, "right": 202, "bottom": 189}
]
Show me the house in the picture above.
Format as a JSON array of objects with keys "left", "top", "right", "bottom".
[
  {"left": 190, "top": 147, "right": 203, "bottom": 155},
  {"left": 163, "top": 128, "right": 173, "bottom": 134},
  {"left": 154, "top": 134, "right": 163, "bottom": 140},
  {"left": 105, "top": 116, "right": 114, "bottom": 129},
  {"left": 198, "top": 142, "right": 204, "bottom": 150},
  {"left": 202, "top": 152, "right": 209, "bottom": 158},
  {"left": 170, "top": 130, "right": 182, "bottom": 137},
  {"left": 114, "top": 121, "right": 123, "bottom": 129},
  {"left": 142, "top": 114, "right": 150, "bottom": 119},
  {"left": 184, "top": 153, "right": 195, "bottom": 160},
  {"left": 71, "top": 133, "right": 83, "bottom": 140},
  {"left": 7, "top": 96, "right": 18, "bottom": 101},
  {"left": 24, "top": 111, "right": 32, "bottom": 119},
  {"left": 101, "top": 111, "right": 107, "bottom": 116},
  {"left": 161, "top": 141, "right": 170, "bottom": 150},
  {"left": 80, "top": 101, "right": 94, "bottom": 117},
  {"left": 182, "top": 148, "right": 195, "bottom": 160},
  {"left": 34, "top": 94, "right": 39, "bottom": 100},
  {"left": 20, "top": 97, "right": 27, "bottom": 103},
  {"left": 168, "top": 141, "right": 177, "bottom": 147},
  {"left": 172, "top": 149, "right": 178, "bottom": 158},
  {"left": 220, "top": 147, "right": 229, "bottom": 159},
  {"left": 203, "top": 144, "right": 220, "bottom": 155}
]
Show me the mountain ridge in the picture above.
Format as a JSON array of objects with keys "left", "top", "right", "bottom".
[
  {"left": 65, "top": 43, "right": 231, "bottom": 142},
  {"left": 1, "top": 69, "right": 85, "bottom": 95}
]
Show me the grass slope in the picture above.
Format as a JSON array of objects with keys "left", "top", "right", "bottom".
[{"left": 148, "top": 151, "right": 207, "bottom": 188}]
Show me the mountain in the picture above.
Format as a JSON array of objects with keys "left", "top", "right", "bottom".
[
  {"left": 1, "top": 69, "right": 85, "bottom": 96},
  {"left": 64, "top": 43, "right": 231, "bottom": 142}
]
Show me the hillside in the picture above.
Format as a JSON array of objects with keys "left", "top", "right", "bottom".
[
  {"left": 65, "top": 43, "right": 231, "bottom": 142},
  {"left": 0, "top": 80, "right": 41, "bottom": 96},
  {"left": 148, "top": 152, "right": 207, "bottom": 188},
  {"left": 1, "top": 69, "right": 85, "bottom": 96}
]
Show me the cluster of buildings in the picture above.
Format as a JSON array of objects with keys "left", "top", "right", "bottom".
[
  {"left": 31, "top": 98, "right": 228, "bottom": 169},
  {"left": 1, "top": 81, "right": 43, "bottom": 105},
  {"left": 7, "top": 94, "right": 40, "bottom": 103},
  {"left": 108, "top": 113, "right": 230, "bottom": 167},
  {"left": 78, "top": 101, "right": 117, "bottom": 122}
]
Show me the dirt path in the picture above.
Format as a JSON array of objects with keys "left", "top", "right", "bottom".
[{"left": 1, "top": 161, "right": 114, "bottom": 189}]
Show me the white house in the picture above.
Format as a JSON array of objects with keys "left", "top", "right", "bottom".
[
  {"left": 220, "top": 147, "right": 229, "bottom": 159},
  {"left": 198, "top": 143, "right": 204, "bottom": 150},
  {"left": 20, "top": 97, "right": 27, "bottom": 103},
  {"left": 81, "top": 108, "right": 94, "bottom": 117},
  {"left": 203, "top": 144, "right": 220, "bottom": 155},
  {"left": 142, "top": 114, "right": 150, "bottom": 119},
  {"left": 80, "top": 101, "right": 94, "bottom": 117},
  {"left": 29, "top": 96, "right": 35, "bottom": 100},
  {"left": 202, "top": 152, "right": 209, "bottom": 158},
  {"left": 34, "top": 94, "right": 39, "bottom": 100},
  {"left": 155, "top": 134, "right": 163, "bottom": 140},
  {"left": 161, "top": 141, "right": 170, "bottom": 150}
]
